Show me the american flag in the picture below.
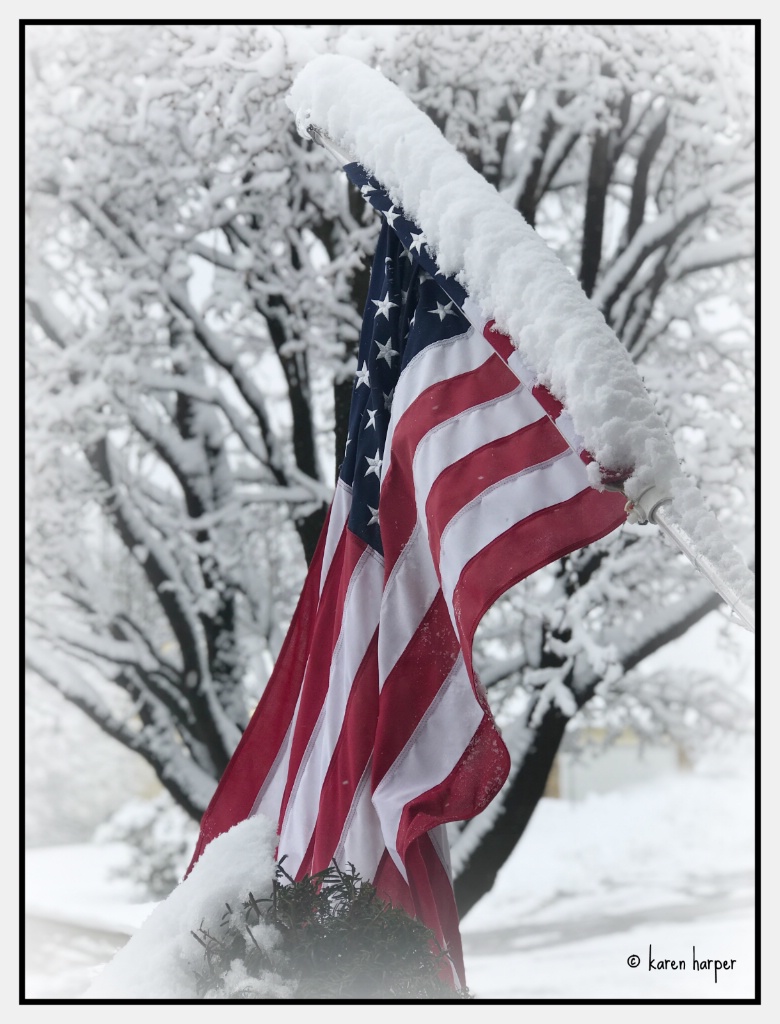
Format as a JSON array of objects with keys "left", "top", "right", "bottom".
[{"left": 188, "top": 162, "right": 627, "bottom": 988}]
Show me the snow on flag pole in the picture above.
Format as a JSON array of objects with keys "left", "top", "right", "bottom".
[{"left": 291, "top": 54, "right": 755, "bottom": 635}]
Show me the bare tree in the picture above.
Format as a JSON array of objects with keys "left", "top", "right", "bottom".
[{"left": 25, "top": 24, "right": 754, "bottom": 904}]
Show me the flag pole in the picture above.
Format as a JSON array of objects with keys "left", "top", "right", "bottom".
[
  {"left": 623, "top": 486, "right": 755, "bottom": 633},
  {"left": 305, "top": 124, "right": 756, "bottom": 635},
  {"left": 654, "top": 505, "right": 755, "bottom": 633},
  {"left": 306, "top": 124, "right": 353, "bottom": 166}
]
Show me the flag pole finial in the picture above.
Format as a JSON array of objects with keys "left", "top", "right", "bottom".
[{"left": 305, "top": 124, "right": 353, "bottom": 167}]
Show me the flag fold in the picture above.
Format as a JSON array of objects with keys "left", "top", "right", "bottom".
[{"left": 188, "top": 162, "right": 627, "bottom": 988}]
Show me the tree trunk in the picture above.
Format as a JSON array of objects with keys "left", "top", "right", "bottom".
[{"left": 454, "top": 582, "right": 729, "bottom": 918}]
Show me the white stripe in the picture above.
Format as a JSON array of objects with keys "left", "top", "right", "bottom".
[
  {"left": 320, "top": 478, "right": 352, "bottom": 596},
  {"left": 506, "top": 345, "right": 585, "bottom": 453},
  {"left": 551, "top": 408, "right": 585, "bottom": 453},
  {"left": 506, "top": 348, "right": 537, "bottom": 391},
  {"left": 461, "top": 298, "right": 588, "bottom": 457},
  {"left": 439, "top": 448, "right": 589, "bottom": 620},
  {"left": 381, "top": 326, "right": 492, "bottom": 482},
  {"left": 461, "top": 295, "right": 489, "bottom": 335},
  {"left": 460, "top": 294, "right": 537, "bottom": 391},
  {"left": 409, "top": 382, "right": 541, "bottom": 535},
  {"left": 428, "top": 822, "right": 453, "bottom": 881},
  {"left": 377, "top": 522, "right": 440, "bottom": 691},
  {"left": 372, "top": 653, "right": 482, "bottom": 875},
  {"left": 335, "top": 763, "right": 387, "bottom": 883},
  {"left": 278, "top": 548, "right": 385, "bottom": 875},
  {"left": 376, "top": 385, "right": 543, "bottom": 691},
  {"left": 376, "top": 370, "right": 545, "bottom": 691}
]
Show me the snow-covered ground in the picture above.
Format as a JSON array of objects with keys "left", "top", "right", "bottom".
[
  {"left": 460, "top": 762, "right": 755, "bottom": 1000},
  {"left": 24, "top": 754, "right": 756, "bottom": 1002}
]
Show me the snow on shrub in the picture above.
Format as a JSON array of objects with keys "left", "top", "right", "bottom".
[{"left": 86, "top": 812, "right": 468, "bottom": 1000}]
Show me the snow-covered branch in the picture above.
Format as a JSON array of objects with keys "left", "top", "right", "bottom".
[{"left": 593, "top": 166, "right": 754, "bottom": 314}]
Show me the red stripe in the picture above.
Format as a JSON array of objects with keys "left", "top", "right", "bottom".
[
  {"left": 405, "top": 832, "right": 466, "bottom": 989},
  {"left": 381, "top": 352, "right": 518, "bottom": 571},
  {"left": 482, "top": 319, "right": 514, "bottom": 362},
  {"left": 483, "top": 319, "right": 588, "bottom": 446},
  {"left": 185, "top": 505, "right": 331, "bottom": 874},
  {"left": 298, "top": 628, "right": 380, "bottom": 878},
  {"left": 425, "top": 416, "right": 569, "bottom": 570},
  {"left": 395, "top": 713, "right": 510, "bottom": 858},
  {"left": 371, "top": 591, "right": 460, "bottom": 786},
  {"left": 483, "top": 320, "right": 632, "bottom": 481},
  {"left": 372, "top": 838, "right": 465, "bottom": 990},
  {"left": 278, "top": 526, "right": 367, "bottom": 829},
  {"left": 377, "top": 449, "right": 416, "bottom": 575},
  {"left": 372, "top": 848, "right": 414, "bottom": 914},
  {"left": 453, "top": 485, "right": 627, "bottom": 656},
  {"left": 532, "top": 382, "right": 564, "bottom": 420}
]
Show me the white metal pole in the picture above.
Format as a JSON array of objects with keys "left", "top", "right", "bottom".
[{"left": 623, "top": 485, "right": 755, "bottom": 633}]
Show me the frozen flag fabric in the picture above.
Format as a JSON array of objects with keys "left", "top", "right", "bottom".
[{"left": 188, "top": 162, "right": 627, "bottom": 988}]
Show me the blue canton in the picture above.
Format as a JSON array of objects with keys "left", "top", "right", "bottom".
[{"left": 340, "top": 163, "right": 471, "bottom": 557}]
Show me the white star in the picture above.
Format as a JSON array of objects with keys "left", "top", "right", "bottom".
[
  {"left": 402, "top": 247, "right": 414, "bottom": 263},
  {"left": 364, "top": 450, "right": 382, "bottom": 478},
  {"left": 360, "top": 183, "right": 375, "bottom": 198},
  {"left": 409, "top": 230, "right": 427, "bottom": 254},
  {"left": 345, "top": 433, "right": 352, "bottom": 449},
  {"left": 375, "top": 337, "right": 398, "bottom": 366},
  {"left": 372, "top": 294, "right": 398, "bottom": 320},
  {"left": 366, "top": 407, "right": 378, "bottom": 429},
  {"left": 430, "top": 300, "right": 456, "bottom": 321},
  {"left": 367, "top": 505, "right": 379, "bottom": 526},
  {"left": 384, "top": 207, "right": 400, "bottom": 228},
  {"left": 383, "top": 388, "right": 395, "bottom": 411},
  {"left": 355, "top": 363, "right": 370, "bottom": 388}
]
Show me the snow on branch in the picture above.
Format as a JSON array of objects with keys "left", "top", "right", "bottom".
[{"left": 592, "top": 165, "right": 754, "bottom": 310}]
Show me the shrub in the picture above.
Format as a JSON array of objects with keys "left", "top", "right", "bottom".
[{"left": 191, "top": 858, "right": 471, "bottom": 1000}]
